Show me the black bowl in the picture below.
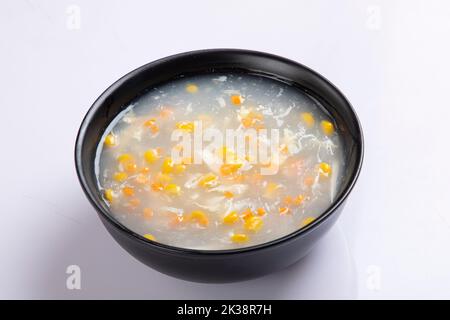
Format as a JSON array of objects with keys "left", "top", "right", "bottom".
[{"left": 75, "top": 49, "right": 363, "bottom": 283}]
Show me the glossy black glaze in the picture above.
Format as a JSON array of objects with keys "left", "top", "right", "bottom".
[{"left": 75, "top": 49, "right": 363, "bottom": 283}]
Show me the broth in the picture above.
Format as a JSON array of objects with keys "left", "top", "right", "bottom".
[{"left": 95, "top": 73, "right": 345, "bottom": 249}]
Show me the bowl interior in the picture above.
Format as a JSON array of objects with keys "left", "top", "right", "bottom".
[{"left": 75, "top": 49, "right": 363, "bottom": 252}]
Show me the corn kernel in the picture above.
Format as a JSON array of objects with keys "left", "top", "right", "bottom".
[
  {"left": 256, "top": 207, "right": 266, "bottom": 216},
  {"left": 175, "top": 121, "right": 195, "bottom": 133},
  {"left": 301, "top": 216, "right": 315, "bottom": 227},
  {"left": 293, "top": 195, "right": 305, "bottom": 206},
  {"left": 143, "top": 234, "right": 156, "bottom": 241},
  {"left": 144, "top": 149, "right": 160, "bottom": 164},
  {"left": 264, "top": 182, "right": 281, "bottom": 198},
  {"left": 113, "top": 172, "right": 128, "bottom": 182},
  {"left": 244, "top": 216, "right": 263, "bottom": 232},
  {"left": 189, "top": 210, "right": 209, "bottom": 227},
  {"left": 279, "top": 207, "right": 290, "bottom": 215},
  {"left": 117, "top": 154, "right": 137, "bottom": 174},
  {"left": 231, "top": 233, "right": 249, "bottom": 243},
  {"left": 220, "top": 163, "right": 242, "bottom": 176},
  {"left": 151, "top": 182, "right": 164, "bottom": 192},
  {"left": 198, "top": 173, "right": 218, "bottom": 188},
  {"left": 223, "top": 191, "right": 234, "bottom": 199},
  {"left": 143, "top": 208, "right": 153, "bottom": 220},
  {"left": 164, "top": 183, "right": 181, "bottom": 196},
  {"left": 104, "top": 189, "right": 114, "bottom": 202},
  {"left": 104, "top": 134, "right": 116, "bottom": 147},
  {"left": 123, "top": 162, "right": 137, "bottom": 174},
  {"left": 186, "top": 83, "right": 198, "bottom": 93},
  {"left": 155, "top": 172, "right": 173, "bottom": 184},
  {"left": 143, "top": 118, "right": 159, "bottom": 134},
  {"left": 161, "top": 157, "right": 174, "bottom": 174},
  {"left": 241, "top": 208, "right": 254, "bottom": 221},
  {"left": 140, "top": 167, "right": 151, "bottom": 174},
  {"left": 117, "top": 154, "right": 134, "bottom": 164},
  {"left": 223, "top": 211, "right": 239, "bottom": 225},
  {"left": 230, "top": 94, "right": 243, "bottom": 106},
  {"left": 321, "top": 120, "right": 335, "bottom": 136},
  {"left": 301, "top": 112, "right": 315, "bottom": 128},
  {"left": 122, "top": 186, "right": 134, "bottom": 197},
  {"left": 319, "top": 162, "right": 332, "bottom": 176},
  {"left": 284, "top": 195, "right": 305, "bottom": 206}
]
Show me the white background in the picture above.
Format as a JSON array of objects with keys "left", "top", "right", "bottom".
[{"left": 1, "top": 0, "right": 449, "bottom": 299}]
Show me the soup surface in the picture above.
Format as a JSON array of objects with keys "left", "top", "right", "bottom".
[{"left": 96, "top": 73, "right": 345, "bottom": 250}]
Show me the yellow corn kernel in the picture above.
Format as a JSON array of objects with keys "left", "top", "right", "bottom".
[
  {"left": 218, "top": 146, "right": 238, "bottom": 163},
  {"left": 223, "top": 211, "right": 239, "bottom": 225},
  {"left": 164, "top": 183, "right": 181, "bottom": 196},
  {"left": 117, "top": 153, "right": 134, "bottom": 164},
  {"left": 113, "top": 172, "right": 128, "bottom": 182},
  {"left": 230, "top": 94, "right": 243, "bottom": 106},
  {"left": 123, "top": 162, "right": 137, "bottom": 174},
  {"left": 143, "top": 208, "right": 153, "bottom": 220},
  {"left": 151, "top": 182, "right": 164, "bottom": 192},
  {"left": 122, "top": 186, "right": 134, "bottom": 197},
  {"left": 186, "top": 83, "right": 198, "bottom": 93},
  {"left": 155, "top": 172, "right": 173, "bottom": 184},
  {"left": 175, "top": 121, "right": 195, "bottom": 133},
  {"left": 144, "top": 149, "right": 160, "bottom": 164},
  {"left": 319, "top": 162, "right": 332, "bottom": 176},
  {"left": 223, "top": 191, "right": 234, "bottom": 199},
  {"left": 301, "top": 216, "right": 315, "bottom": 227},
  {"left": 220, "top": 163, "right": 242, "bottom": 176},
  {"left": 140, "top": 167, "right": 151, "bottom": 174},
  {"left": 301, "top": 112, "right": 315, "bottom": 128},
  {"left": 161, "top": 157, "right": 174, "bottom": 174},
  {"left": 198, "top": 173, "right": 218, "bottom": 188},
  {"left": 264, "top": 182, "right": 281, "bottom": 198},
  {"left": 173, "top": 163, "right": 186, "bottom": 175},
  {"left": 293, "top": 195, "right": 305, "bottom": 206},
  {"left": 189, "top": 210, "right": 209, "bottom": 227},
  {"left": 321, "top": 120, "right": 335, "bottom": 136},
  {"left": 279, "top": 207, "right": 291, "bottom": 215},
  {"left": 117, "top": 154, "right": 137, "bottom": 173},
  {"left": 241, "top": 208, "right": 254, "bottom": 221},
  {"left": 231, "top": 233, "right": 249, "bottom": 243},
  {"left": 128, "top": 198, "right": 141, "bottom": 208},
  {"left": 280, "top": 144, "right": 289, "bottom": 155},
  {"left": 143, "top": 233, "right": 156, "bottom": 241},
  {"left": 104, "top": 134, "right": 116, "bottom": 147},
  {"left": 284, "top": 195, "right": 305, "bottom": 206},
  {"left": 104, "top": 189, "right": 114, "bottom": 202},
  {"left": 256, "top": 207, "right": 266, "bottom": 216},
  {"left": 283, "top": 195, "right": 294, "bottom": 206},
  {"left": 143, "top": 118, "right": 159, "bottom": 134},
  {"left": 244, "top": 216, "right": 263, "bottom": 232}
]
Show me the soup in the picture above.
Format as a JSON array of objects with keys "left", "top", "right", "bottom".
[{"left": 95, "top": 73, "right": 345, "bottom": 250}]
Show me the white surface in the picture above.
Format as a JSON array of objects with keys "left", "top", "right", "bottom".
[{"left": 1, "top": 0, "right": 450, "bottom": 299}]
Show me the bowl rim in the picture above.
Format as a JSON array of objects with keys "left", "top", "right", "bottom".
[{"left": 75, "top": 48, "right": 364, "bottom": 256}]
